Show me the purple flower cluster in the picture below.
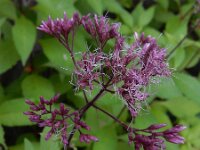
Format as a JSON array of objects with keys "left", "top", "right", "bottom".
[
  {"left": 75, "top": 52, "right": 104, "bottom": 90},
  {"left": 37, "top": 12, "right": 80, "bottom": 42},
  {"left": 25, "top": 12, "right": 187, "bottom": 149},
  {"left": 81, "top": 14, "right": 120, "bottom": 45},
  {"left": 115, "top": 33, "right": 171, "bottom": 117},
  {"left": 128, "top": 124, "right": 186, "bottom": 150},
  {"left": 24, "top": 95, "right": 97, "bottom": 145}
]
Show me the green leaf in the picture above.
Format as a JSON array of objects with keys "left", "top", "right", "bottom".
[
  {"left": 0, "top": 0, "right": 16, "bottom": 20},
  {"left": 187, "top": 124, "right": 200, "bottom": 148},
  {"left": 0, "top": 17, "right": 6, "bottom": 28},
  {"left": 40, "top": 127, "right": 60, "bottom": 150},
  {"left": 12, "top": 16, "right": 36, "bottom": 65},
  {"left": 8, "top": 144, "right": 24, "bottom": 150},
  {"left": 166, "top": 142, "right": 179, "bottom": 150},
  {"left": 117, "top": 142, "right": 133, "bottom": 150},
  {"left": 40, "top": 38, "right": 74, "bottom": 74},
  {"left": 151, "top": 102, "right": 172, "bottom": 127},
  {"left": 0, "top": 40, "right": 20, "bottom": 74},
  {"left": 93, "top": 125, "right": 118, "bottom": 150},
  {"left": 34, "top": 0, "right": 77, "bottom": 23},
  {"left": 103, "top": 0, "right": 133, "bottom": 27},
  {"left": 0, "top": 85, "right": 4, "bottom": 103},
  {"left": 0, "top": 98, "right": 33, "bottom": 126},
  {"left": 161, "top": 97, "right": 200, "bottom": 119},
  {"left": 172, "top": 48, "right": 186, "bottom": 69},
  {"left": 173, "top": 73, "right": 200, "bottom": 104},
  {"left": 165, "top": 15, "right": 188, "bottom": 39},
  {"left": 150, "top": 78, "right": 182, "bottom": 99},
  {"left": 85, "top": 107, "right": 101, "bottom": 131},
  {"left": 155, "top": 7, "right": 174, "bottom": 23},
  {"left": 0, "top": 125, "right": 6, "bottom": 149},
  {"left": 134, "top": 112, "right": 157, "bottom": 129},
  {"left": 138, "top": 6, "right": 155, "bottom": 28},
  {"left": 177, "top": 46, "right": 200, "bottom": 70},
  {"left": 86, "top": 0, "right": 103, "bottom": 14},
  {"left": 24, "top": 139, "right": 35, "bottom": 150},
  {"left": 156, "top": 0, "right": 169, "bottom": 9},
  {"left": 21, "top": 74, "right": 55, "bottom": 100}
]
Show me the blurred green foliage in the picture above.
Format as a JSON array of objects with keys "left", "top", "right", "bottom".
[{"left": 0, "top": 0, "right": 200, "bottom": 150}]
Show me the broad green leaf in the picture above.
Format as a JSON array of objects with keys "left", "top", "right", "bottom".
[
  {"left": 0, "top": 98, "right": 33, "bottom": 126},
  {"left": 155, "top": 7, "right": 174, "bottom": 23},
  {"left": 24, "top": 139, "right": 34, "bottom": 150},
  {"left": 161, "top": 97, "right": 200, "bottom": 119},
  {"left": 93, "top": 126, "right": 118, "bottom": 150},
  {"left": 8, "top": 144, "right": 24, "bottom": 150},
  {"left": 138, "top": 6, "right": 155, "bottom": 28},
  {"left": 34, "top": 0, "right": 77, "bottom": 23},
  {"left": 132, "top": 4, "right": 155, "bottom": 30},
  {"left": 178, "top": 46, "right": 200, "bottom": 69},
  {"left": 120, "top": 24, "right": 131, "bottom": 35},
  {"left": 173, "top": 73, "right": 200, "bottom": 104},
  {"left": 183, "top": 39, "right": 200, "bottom": 48},
  {"left": 187, "top": 124, "right": 200, "bottom": 148},
  {"left": 0, "top": 18, "right": 6, "bottom": 28},
  {"left": 0, "top": 0, "right": 16, "bottom": 20},
  {"left": 40, "top": 127, "right": 60, "bottom": 150},
  {"left": 151, "top": 102, "right": 172, "bottom": 127},
  {"left": 150, "top": 78, "right": 182, "bottom": 99},
  {"left": 40, "top": 38, "right": 74, "bottom": 74},
  {"left": 12, "top": 16, "right": 36, "bottom": 65},
  {"left": 0, "top": 85, "right": 5, "bottom": 103},
  {"left": 131, "top": 3, "right": 144, "bottom": 30},
  {"left": 172, "top": 48, "right": 186, "bottom": 69},
  {"left": 86, "top": 0, "right": 103, "bottom": 14},
  {"left": 0, "top": 40, "right": 20, "bottom": 74},
  {"left": 103, "top": 0, "right": 133, "bottom": 27},
  {"left": 117, "top": 142, "right": 133, "bottom": 150},
  {"left": 21, "top": 74, "right": 55, "bottom": 100},
  {"left": 156, "top": 0, "right": 169, "bottom": 9},
  {"left": 166, "top": 142, "right": 179, "bottom": 150},
  {"left": 134, "top": 112, "right": 157, "bottom": 129},
  {"left": 85, "top": 107, "right": 101, "bottom": 131},
  {"left": 165, "top": 16, "right": 188, "bottom": 39},
  {"left": 0, "top": 19, "right": 13, "bottom": 40},
  {"left": 0, "top": 125, "right": 6, "bottom": 149}
]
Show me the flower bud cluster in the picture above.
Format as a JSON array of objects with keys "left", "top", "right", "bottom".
[
  {"left": 128, "top": 124, "right": 186, "bottom": 150},
  {"left": 24, "top": 95, "right": 97, "bottom": 145}
]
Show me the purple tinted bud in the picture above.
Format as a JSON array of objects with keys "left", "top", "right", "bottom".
[
  {"left": 45, "top": 130, "right": 53, "bottom": 141},
  {"left": 164, "top": 134, "right": 185, "bottom": 144},
  {"left": 146, "top": 124, "right": 167, "bottom": 130},
  {"left": 163, "top": 125, "right": 186, "bottom": 144},
  {"left": 60, "top": 103, "right": 65, "bottom": 113},
  {"left": 79, "top": 134, "right": 98, "bottom": 143},
  {"left": 23, "top": 111, "right": 36, "bottom": 115},
  {"left": 50, "top": 94, "right": 60, "bottom": 104},
  {"left": 29, "top": 115, "right": 41, "bottom": 122},
  {"left": 25, "top": 99, "right": 35, "bottom": 105},
  {"left": 30, "top": 105, "right": 40, "bottom": 111},
  {"left": 164, "top": 125, "right": 187, "bottom": 133},
  {"left": 40, "top": 96, "right": 50, "bottom": 105},
  {"left": 78, "top": 121, "right": 90, "bottom": 130}
]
